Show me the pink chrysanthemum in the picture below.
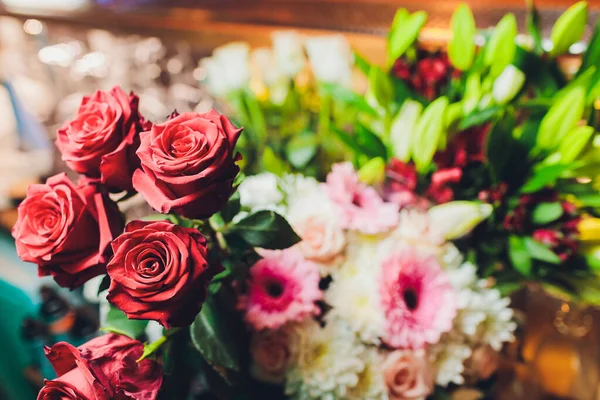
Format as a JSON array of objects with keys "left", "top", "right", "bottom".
[
  {"left": 379, "top": 249, "right": 456, "bottom": 349},
  {"left": 325, "top": 162, "right": 399, "bottom": 234},
  {"left": 241, "top": 249, "right": 322, "bottom": 330}
]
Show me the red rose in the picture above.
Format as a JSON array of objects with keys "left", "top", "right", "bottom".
[
  {"left": 12, "top": 173, "right": 124, "bottom": 288},
  {"left": 56, "top": 86, "right": 143, "bottom": 192},
  {"left": 106, "top": 220, "right": 220, "bottom": 328},
  {"left": 38, "top": 333, "right": 163, "bottom": 400},
  {"left": 132, "top": 110, "right": 242, "bottom": 219}
]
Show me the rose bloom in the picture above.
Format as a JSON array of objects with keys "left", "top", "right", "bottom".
[
  {"left": 468, "top": 345, "right": 500, "bottom": 381},
  {"left": 38, "top": 333, "right": 162, "bottom": 400},
  {"left": 12, "top": 173, "right": 124, "bottom": 288},
  {"left": 132, "top": 110, "right": 242, "bottom": 219},
  {"left": 293, "top": 214, "right": 345, "bottom": 264},
  {"left": 56, "top": 86, "right": 144, "bottom": 192},
  {"left": 107, "top": 220, "right": 219, "bottom": 328},
  {"left": 250, "top": 326, "right": 297, "bottom": 384},
  {"left": 383, "top": 350, "right": 434, "bottom": 400}
]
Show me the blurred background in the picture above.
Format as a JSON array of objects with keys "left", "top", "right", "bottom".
[{"left": 1, "top": 0, "right": 600, "bottom": 399}]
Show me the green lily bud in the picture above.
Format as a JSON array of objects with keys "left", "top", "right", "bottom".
[
  {"left": 462, "top": 72, "right": 481, "bottom": 115},
  {"left": 485, "top": 13, "right": 518, "bottom": 77},
  {"left": 537, "top": 85, "right": 586, "bottom": 150},
  {"left": 387, "top": 9, "right": 428, "bottom": 67},
  {"left": 556, "top": 125, "right": 595, "bottom": 163},
  {"left": 358, "top": 157, "right": 386, "bottom": 185},
  {"left": 412, "top": 97, "right": 449, "bottom": 172},
  {"left": 428, "top": 201, "right": 493, "bottom": 240},
  {"left": 390, "top": 100, "right": 423, "bottom": 161},
  {"left": 492, "top": 65, "right": 526, "bottom": 104},
  {"left": 448, "top": 3, "right": 477, "bottom": 71},
  {"left": 550, "top": 1, "right": 588, "bottom": 57}
]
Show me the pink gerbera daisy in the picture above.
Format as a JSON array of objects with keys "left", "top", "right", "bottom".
[
  {"left": 379, "top": 248, "right": 456, "bottom": 349},
  {"left": 241, "top": 249, "right": 322, "bottom": 330},
  {"left": 325, "top": 162, "right": 399, "bottom": 234}
]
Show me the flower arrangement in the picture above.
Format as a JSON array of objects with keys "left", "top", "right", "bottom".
[
  {"left": 12, "top": 0, "right": 600, "bottom": 399},
  {"left": 237, "top": 167, "right": 516, "bottom": 398}
]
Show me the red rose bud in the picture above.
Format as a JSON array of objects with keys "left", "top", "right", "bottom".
[
  {"left": 106, "top": 220, "right": 220, "bottom": 328},
  {"left": 12, "top": 174, "right": 124, "bottom": 289},
  {"left": 38, "top": 333, "right": 162, "bottom": 400},
  {"left": 132, "top": 110, "right": 242, "bottom": 219},
  {"left": 56, "top": 86, "right": 144, "bottom": 192}
]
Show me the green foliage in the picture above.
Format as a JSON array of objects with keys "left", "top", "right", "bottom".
[
  {"left": 536, "top": 86, "right": 586, "bottom": 150},
  {"left": 285, "top": 133, "right": 318, "bottom": 169},
  {"left": 556, "top": 125, "right": 595, "bottom": 163},
  {"left": 190, "top": 297, "right": 240, "bottom": 373},
  {"left": 368, "top": 66, "right": 395, "bottom": 109},
  {"left": 412, "top": 96, "right": 449, "bottom": 172},
  {"left": 579, "top": 20, "right": 600, "bottom": 76},
  {"left": 521, "top": 163, "right": 574, "bottom": 193},
  {"left": 320, "top": 83, "right": 377, "bottom": 116},
  {"left": 459, "top": 105, "right": 503, "bottom": 130},
  {"left": 508, "top": 235, "right": 532, "bottom": 276},
  {"left": 262, "top": 147, "right": 290, "bottom": 176},
  {"left": 485, "top": 13, "right": 518, "bottom": 76},
  {"left": 390, "top": 100, "right": 422, "bottom": 161},
  {"left": 358, "top": 157, "right": 386, "bottom": 184},
  {"left": 220, "top": 192, "right": 241, "bottom": 223},
  {"left": 227, "top": 210, "right": 301, "bottom": 249},
  {"left": 486, "top": 113, "right": 515, "bottom": 182},
  {"left": 532, "top": 202, "right": 564, "bottom": 225},
  {"left": 103, "top": 305, "right": 149, "bottom": 339},
  {"left": 387, "top": 9, "right": 428, "bottom": 67},
  {"left": 549, "top": 1, "right": 588, "bottom": 57},
  {"left": 448, "top": 3, "right": 477, "bottom": 71},
  {"left": 524, "top": 237, "right": 561, "bottom": 264},
  {"left": 526, "top": 0, "right": 544, "bottom": 55}
]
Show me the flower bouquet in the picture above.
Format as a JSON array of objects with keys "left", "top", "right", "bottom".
[{"left": 326, "top": 1, "right": 600, "bottom": 303}]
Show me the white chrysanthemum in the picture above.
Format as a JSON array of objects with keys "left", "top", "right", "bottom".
[
  {"left": 281, "top": 174, "right": 321, "bottom": 203},
  {"left": 347, "top": 348, "right": 388, "bottom": 400},
  {"left": 379, "top": 209, "right": 443, "bottom": 258},
  {"left": 326, "top": 267, "right": 385, "bottom": 344},
  {"left": 238, "top": 173, "right": 284, "bottom": 212},
  {"left": 430, "top": 339, "right": 472, "bottom": 386},
  {"left": 286, "top": 319, "right": 365, "bottom": 400},
  {"left": 473, "top": 288, "right": 517, "bottom": 350},
  {"left": 337, "top": 232, "right": 387, "bottom": 278}
]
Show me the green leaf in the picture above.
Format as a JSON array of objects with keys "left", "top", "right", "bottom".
[
  {"left": 509, "top": 235, "right": 533, "bottom": 276},
  {"left": 521, "top": 163, "right": 573, "bottom": 193},
  {"left": 459, "top": 105, "right": 503, "bottom": 130},
  {"left": 485, "top": 13, "right": 518, "bottom": 76},
  {"left": 368, "top": 66, "right": 394, "bottom": 109},
  {"left": 97, "top": 275, "right": 110, "bottom": 296},
  {"left": 486, "top": 113, "right": 515, "bottom": 182},
  {"left": 190, "top": 297, "right": 240, "bottom": 372},
  {"left": 141, "top": 214, "right": 171, "bottom": 222},
  {"left": 448, "top": 3, "right": 476, "bottom": 71},
  {"left": 102, "top": 305, "right": 148, "bottom": 339},
  {"left": 412, "top": 96, "right": 449, "bottom": 172},
  {"left": 262, "top": 147, "right": 290, "bottom": 176},
  {"left": 355, "top": 123, "right": 388, "bottom": 159},
  {"left": 390, "top": 100, "right": 423, "bottom": 161},
  {"left": 220, "top": 191, "right": 241, "bottom": 223},
  {"left": 556, "top": 125, "right": 595, "bottom": 163},
  {"left": 536, "top": 86, "right": 586, "bottom": 150},
  {"left": 579, "top": 20, "right": 600, "bottom": 76},
  {"left": 354, "top": 51, "right": 372, "bottom": 76},
  {"left": 524, "top": 236, "right": 561, "bottom": 264},
  {"left": 332, "top": 126, "right": 364, "bottom": 155},
  {"left": 228, "top": 210, "right": 301, "bottom": 250},
  {"left": 462, "top": 72, "right": 481, "bottom": 115},
  {"left": 358, "top": 157, "right": 386, "bottom": 184},
  {"left": 578, "top": 194, "right": 600, "bottom": 207},
  {"left": 387, "top": 9, "right": 427, "bottom": 67},
  {"left": 285, "top": 133, "right": 318, "bottom": 169},
  {"left": 320, "top": 83, "right": 377, "bottom": 116},
  {"left": 532, "top": 202, "right": 564, "bottom": 225},
  {"left": 526, "top": 0, "right": 543, "bottom": 55},
  {"left": 550, "top": 1, "right": 588, "bottom": 57}
]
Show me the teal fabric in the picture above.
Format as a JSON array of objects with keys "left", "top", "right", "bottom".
[{"left": 0, "top": 279, "right": 40, "bottom": 400}]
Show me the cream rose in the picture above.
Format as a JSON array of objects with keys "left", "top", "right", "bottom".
[
  {"left": 294, "top": 213, "right": 345, "bottom": 264},
  {"left": 383, "top": 350, "right": 434, "bottom": 400},
  {"left": 250, "top": 327, "right": 296, "bottom": 383}
]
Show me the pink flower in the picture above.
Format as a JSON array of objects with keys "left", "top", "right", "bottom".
[
  {"left": 325, "top": 162, "right": 399, "bottom": 234},
  {"left": 379, "top": 249, "right": 456, "bottom": 349},
  {"left": 240, "top": 249, "right": 322, "bottom": 330},
  {"left": 383, "top": 350, "right": 434, "bottom": 400}
]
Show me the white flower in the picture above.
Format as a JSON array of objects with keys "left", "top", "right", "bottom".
[
  {"left": 379, "top": 209, "right": 443, "bottom": 257},
  {"left": 252, "top": 47, "right": 285, "bottom": 86},
  {"left": 430, "top": 339, "right": 472, "bottom": 386},
  {"left": 305, "top": 35, "right": 353, "bottom": 86},
  {"left": 238, "top": 173, "right": 284, "bottom": 212},
  {"left": 272, "top": 30, "right": 306, "bottom": 78},
  {"left": 348, "top": 348, "right": 388, "bottom": 400},
  {"left": 427, "top": 201, "right": 493, "bottom": 240},
  {"left": 200, "top": 57, "right": 230, "bottom": 97},
  {"left": 473, "top": 288, "right": 517, "bottom": 350},
  {"left": 326, "top": 267, "right": 385, "bottom": 344},
  {"left": 493, "top": 65, "right": 526, "bottom": 105},
  {"left": 286, "top": 319, "right": 365, "bottom": 400},
  {"left": 203, "top": 42, "right": 250, "bottom": 96}
]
